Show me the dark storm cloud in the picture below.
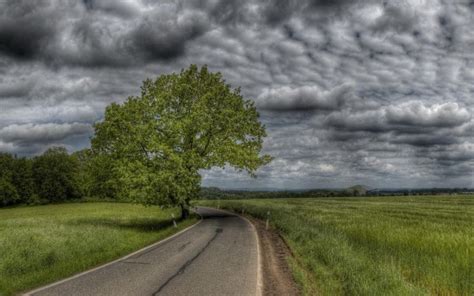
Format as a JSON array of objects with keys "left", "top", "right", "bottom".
[
  {"left": 0, "top": 0, "right": 210, "bottom": 67},
  {"left": 1, "top": 0, "right": 473, "bottom": 187},
  {"left": 131, "top": 12, "right": 209, "bottom": 61},
  {"left": 391, "top": 134, "right": 460, "bottom": 147},
  {"left": 256, "top": 84, "right": 352, "bottom": 111},
  {"left": 0, "top": 0, "right": 57, "bottom": 59}
]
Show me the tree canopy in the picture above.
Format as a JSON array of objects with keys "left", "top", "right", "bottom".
[{"left": 92, "top": 65, "right": 271, "bottom": 217}]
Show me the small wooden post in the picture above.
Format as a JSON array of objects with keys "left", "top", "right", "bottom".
[
  {"left": 171, "top": 213, "right": 177, "bottom": 228},
  {"left": 266, "top": 211, "right": 270, "bottom": 230}
]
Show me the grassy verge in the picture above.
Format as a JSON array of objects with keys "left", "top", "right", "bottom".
[
  {"left": 0, "top": 202, "right": 197, "bottom": 295},
  {"left": 198, "top": 196, "right": 473, "bottom": 295}
]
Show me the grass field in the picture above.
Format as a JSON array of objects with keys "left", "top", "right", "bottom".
[
  {"left": 0, "top": 202, "right": 197, "bottom": 296},
  {"left": 199, "top": 195, "right": 473, "bottom": 295}
]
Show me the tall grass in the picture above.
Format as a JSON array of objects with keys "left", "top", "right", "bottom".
[
  {"left": 0, "top": 203, "right": 197, "bottom": 295},
  {"left": 199, "top": 196, "right": 473, "bottom": 295}
]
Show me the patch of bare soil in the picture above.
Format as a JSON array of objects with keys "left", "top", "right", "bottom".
[{"left": 247, "top": 216, "right": 301, "bottom": 296}]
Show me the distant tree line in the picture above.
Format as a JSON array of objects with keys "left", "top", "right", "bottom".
[
  {"left": 2, "top": 145, "right": 471, "bottom": 207},
  {"left": 198, "top": 187, "right": 352, "bottom": 199},
  {"left": 199, "top": 187, "right": 473, "bottom": 200},
  {"left": 0, "top": 147, "right": 119, "bottom": 207}
]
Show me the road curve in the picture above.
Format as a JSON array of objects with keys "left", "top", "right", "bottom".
[{"left": 26, "top": 207, "right": 260, "bottom": 296}]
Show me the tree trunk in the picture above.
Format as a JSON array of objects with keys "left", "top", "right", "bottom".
[{"left": 180, "top": 203, "right": 189, "bottom": 220}]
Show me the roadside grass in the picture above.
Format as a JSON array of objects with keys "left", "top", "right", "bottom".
[
  {"left": 0, "top": 202, "right": 197, "bottom": 296},
  {"left": 198, "top": 195, "right": 474, "bottom": 295}
]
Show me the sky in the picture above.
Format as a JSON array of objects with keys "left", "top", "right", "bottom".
[{"left": 0, "top": 0, "right": 473, "bottom": 189}]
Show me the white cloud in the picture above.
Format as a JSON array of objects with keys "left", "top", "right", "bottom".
[
  {"left": 386, "top": 101, "right": 471, "bottom": 127},
  {"left": 257, "top": 84, "right": 353, "bottom": 111}
]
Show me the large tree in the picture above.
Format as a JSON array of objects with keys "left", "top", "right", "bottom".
[
  {"left": 73, "top": 149, "right": 120, "bottom": 199},
  {"left": 92, "top": 65, "right": 271, "bottom": 218}
]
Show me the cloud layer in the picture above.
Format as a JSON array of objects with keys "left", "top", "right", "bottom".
[{"left": 1, "top": 0, "right": 473, "bottom": 188}]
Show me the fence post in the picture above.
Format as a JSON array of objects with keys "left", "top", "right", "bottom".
[
  {"left": 266, "top": 211, "right": 270, "bottom": 230},
  {"left": 171, "top": 213, "right": 177, "bottom": 228}
]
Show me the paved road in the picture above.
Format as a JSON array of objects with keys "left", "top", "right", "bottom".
[{"left": 26, "top": 207, "right": 260, "bottom": 296}]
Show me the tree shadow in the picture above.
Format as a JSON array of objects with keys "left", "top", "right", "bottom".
[
  {"left": 68, "top": 217, "right": 176, "bottom": 232},
  {"left": 202, "top": 214, "right": 235, "bottom": 219}
]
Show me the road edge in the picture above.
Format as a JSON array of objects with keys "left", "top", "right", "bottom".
[
  {"left": 198, "top": 206, "right": 263, "bottom": 296},
  {"left": 243, "top": 212, "right": 264, "bottom": 296},
  {"left": 23, "top": 214, "right": 203, "bottom": 296}
]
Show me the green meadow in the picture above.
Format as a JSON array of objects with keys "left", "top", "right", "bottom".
[
  {"left": 0, "top": 203, "right": 197, "bottom": 295},
  {"left": 199, "top": 195, "right": 473, "bottom": 295}
]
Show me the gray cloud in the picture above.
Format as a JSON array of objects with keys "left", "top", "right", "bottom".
[
  {"left": 0, "top": 79, "right": 34, "bottom": 98},
  {"left": 0, "top": 122, "right": 92, "bottom": 147},
  {"left": 0, "top": 0, "right": 211, "bottom": 67},
  {"left": 82, "top": 0, "right": 142, "bottom": 18},
  {"left": 373, "top": 3, "right": 418, "bottom": 33},
  {"left": 386, "top": 101, "right": 471, "bottom": 128},
  {"left": 257, "top": 84, "right": 353, "bottom": 111},
  {"left": 326, "top": 101, "right": 471, "bottom": 132},
  {"left": 0, "top": 0, "right": 473, "bottom": 188}
]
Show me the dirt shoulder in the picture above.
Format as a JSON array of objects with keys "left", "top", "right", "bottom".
[{"left": 246, "top": 216, "right": 301, "bottom": 296}]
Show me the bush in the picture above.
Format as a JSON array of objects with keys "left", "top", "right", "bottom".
[
  {"left": 25, "top": 194, "right": 49, "bottom": 206},
  {"left": 11, "top": 158, "right": 35, "bottom": 203},
  {"left": 0, "top": 147, "right": 119, "bottom": 207},
  {"left": 32, "top": 147, "right": 81, "bottom": 202},
  {"left": 0, "top": 178, "right": 20, "bottom": 206}
]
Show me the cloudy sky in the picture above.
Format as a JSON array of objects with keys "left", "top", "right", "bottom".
[{"left": 0, "top": 0, "right": 473, "bottom": 189}]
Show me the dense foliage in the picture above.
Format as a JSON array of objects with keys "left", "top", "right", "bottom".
[
  {"left": 32, "top": 147, "right": 81, "bottom": 202},
  {"left": 92, "top": 65, "right": 271, "bottom": 217},
  {"left": 0, "top": 147, "right": 117, "bottom": 207}
]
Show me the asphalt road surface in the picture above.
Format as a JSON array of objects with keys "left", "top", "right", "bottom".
[{"left": 26, "top": 207, "right": 260, "bottom": 296}]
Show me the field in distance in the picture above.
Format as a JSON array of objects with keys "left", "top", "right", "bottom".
[
  {"left": 199, "top": 195, "right": 473, "bottom": 295},
  {"left": 0, "top": 203, "right": 197, "bottom": 296}
]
